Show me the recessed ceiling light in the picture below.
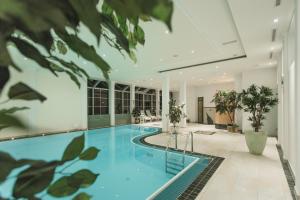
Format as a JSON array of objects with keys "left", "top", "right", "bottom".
[
  {"left": 191, "top": 50, "right": 195, "bottom": 54},
  {"left": 165, "top": 30, "right": 169, "bottom": 34},
  {"left": 102, "top": 54, "right": 106, "bottom": 57},
  {"left": 273, "top": 18, "right": 279, "bottom": 23},
  {"left": 23, "top": 57, "right": 28, "bottom": 60},
  {"left": 271, "top": 47, "right": 274, "bottom": 50}
]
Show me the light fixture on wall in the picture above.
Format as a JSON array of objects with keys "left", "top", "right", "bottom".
[{"left": 273, "top": 18, "right": 279, "bottom": 24}]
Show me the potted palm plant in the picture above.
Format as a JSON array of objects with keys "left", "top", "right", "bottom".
[
  {"left": 211, "top": 90, "right": 241, "bottom": 132},
  {"left": 241, "top": 84, "right": 278, "bottom": 155}
]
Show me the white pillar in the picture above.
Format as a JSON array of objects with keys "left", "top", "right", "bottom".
[
  {"left": 162, "top": 76, "right": 170, "bottom": 132},
  {"left": 283, "top": 37, "right": 290, "bottom": 161},
  {"left": 179, "top": 80, "right": 187, "bottom": 127},
  {"left": 277, "top": 52, "right": 284, "bottom": 146},
  {"left": 130, "top": 84, "right": 135, "bottom": 123},
  {"left": 156, "top": 89, "right": 160, "bottom": 116},
  {"left": 109, "top": 80, "right": 115, "bottom": 126},
  {"left": 234, "top": 73, "right": 243, "bottom": 129},
  {"left": 295, "top": 0, "right": 300, "bottom": 195}
]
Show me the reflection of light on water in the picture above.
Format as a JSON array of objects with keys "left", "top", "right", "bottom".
[
  {"left": 115, "top": 194, "right": 120, "bottom": 198},
  {"left": 100, "top": 186, "right": 105, "bottom": 189}
]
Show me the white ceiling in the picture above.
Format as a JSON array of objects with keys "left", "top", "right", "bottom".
[{"left": 84, "top": 0, "right": 294, "bottom": 91}]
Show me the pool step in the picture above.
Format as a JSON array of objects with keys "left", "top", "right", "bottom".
[{"left": 166, "top": 159, "right": 184, "bottom": 175}]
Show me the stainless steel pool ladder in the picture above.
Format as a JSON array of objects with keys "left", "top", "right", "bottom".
[{"left": 165, "top": 132, "right": 194, "bottom": 175}]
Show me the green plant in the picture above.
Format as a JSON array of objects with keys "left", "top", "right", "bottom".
[
  {"left": 131, "top": 107, "right": 140, "bottom": 118},
  {"left": 211, "top": 90, "right": 241, "bottom": 126},
  {"left": 0, "top": 0, "right": 174, "bottom": 129},
  {"left": 241, "top": 84, "right": 278, "bottom": 132},
  {"left": 0, "top": 0, "right": 174, "bottom": 198},
  {"left": 0, "top": 134, "right": 100, "bottom": 199},
  {"left": 168, "top": 99, "right": 186, "bottom": 132}
]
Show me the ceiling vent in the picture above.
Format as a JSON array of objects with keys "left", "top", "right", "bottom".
[
  {"left": 275, "top": 0, "right": 281, "bottom": 7},
  {"left": 271, "top": 29, "right": 277, "bottom": 42},
  {"left": 222, "top": 40, "right": 237, "bottom": 45}
]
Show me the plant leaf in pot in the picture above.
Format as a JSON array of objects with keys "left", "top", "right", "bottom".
[{"left": 241, "top": 84, "right": 278, "bottom": 155}]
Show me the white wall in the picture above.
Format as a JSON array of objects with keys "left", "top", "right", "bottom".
[
  {"left": 241, "top": 68, "right": 278, "bottom": 136},
  {"left": 0, "top": 65, "right": 87, "bottom": 139},
  {"left": 184, "top": 82, "right": 235, "bottom": 123}
]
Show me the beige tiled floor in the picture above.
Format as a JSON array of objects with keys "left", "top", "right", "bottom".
[{"left": 141, "top": 123, "right": 292, "bottom": 200}]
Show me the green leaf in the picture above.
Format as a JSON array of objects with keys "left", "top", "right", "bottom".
[
  {"left": 105, "top": 0, "right": 174, "bottom": 30},
  {"left": 79, "top": 147, "right": 100, "bottom": 160},
  {"left": 8, "top": 82, "right": 46, "bottom": 102},
  {"left": 0, "top": 107, "right": 29, "bottom": 114},
  {"left": 13, "top": 161, "right": 58, "bottom": 199},
  {"left": 0, "top": 66, "right": 9, "bottom": 93},
  {"left": 101, "top": 14, "right": 130, "bottom": 53},
  {"left": 56, "top": 40, "right": 68, "bottom": 55},
  {"left": 62, "top": 134, "right": 85, "bottom": 161},
  {"left": 47, "top": 169, "right": 98, "bottom": 198},
  {"left": 69, "top": 0, "right": 102, "bottom": 44},
  {"left": 73, "top": 192, "right": 92, "bottom": 200},
  {"left": 57, "top": 32, "right": 111, "bottom": 79},
  {"left": 0, "top": 152, "right": 18, "bottom": 183},
  {"left": 0, "top": 113, "right": 26, "bottom": 130},
  {"left": 9, "top": 37, "right": 57, "bottom": 75},
  {"left": 71, "top": 169, "right": 99, "bottom": 188},
  {"left": 134, "top": 25, "right": 145, "bottom": 45},
  {"left": 47, "top": 176, "right": 78, "bottom": 197}
]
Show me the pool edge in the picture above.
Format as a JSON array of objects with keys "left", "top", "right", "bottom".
[{"left": 134, "top": 129, "right": 225, "bottom": 200}]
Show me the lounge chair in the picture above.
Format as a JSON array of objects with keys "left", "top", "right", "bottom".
[
  {"left": 140, "top": 110, "right": 151, "bottom": 122},
  {"left": 146, "top": 110, "right": 158, "bottom": 121}
]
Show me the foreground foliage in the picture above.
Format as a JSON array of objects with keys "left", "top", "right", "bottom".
[
  {"left": 0, "top": 134, "right": 100, "bottom": 199},
  {"left": 0, "top": 0, "right": 174, "bottom": 199}
]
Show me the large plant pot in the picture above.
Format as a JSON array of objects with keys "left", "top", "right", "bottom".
[{"left": 245, "top": 131, "right": 267, "bottom": 155}]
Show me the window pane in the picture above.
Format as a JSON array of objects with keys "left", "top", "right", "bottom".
[
  {"left": 94, "top": 89, "right": 100, "bottom": 97},
  {"left": 101, "top": 107, "right": 108, "bottom": 114},
  {"left": 94, "top": 98, "right": 100, "bottom": 106},
  {"left": 88, "top": 88, "right": 93, "bottom": 97},
  {"left": 88, "top": 98, "right": 93, "bottom": 106},
  {"left": 88, "top": 107, "right": 93, "bottom": 115},
  {"left": 101, "top": 89, "right": 108, "bottom": 98},
  {"left": 94, "top": 107, "right": 100, "bottom": 115}
]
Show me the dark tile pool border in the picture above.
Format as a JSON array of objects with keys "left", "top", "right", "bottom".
[
  {"left": 138, "top": 132, "right": 224, "bottom": 200},
  {"left": 276, "top": 144, "right": 297, "bottom": 200}
]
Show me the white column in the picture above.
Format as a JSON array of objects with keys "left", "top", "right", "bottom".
[
  {"left": 109, "top": 80, "right": 115, "bottom": 126},
  {"left": 162, "top": 76, "right": 170, "bottom": 132},
  {"left": 179, "top": 80, "right": 187, "bottom": 127},
  {"left": 234, "top": 73, "right": 243, "bottom": 129},
  {"left": 156, "top": 89, "right": 160, "bottom": 117},
  {"left": 130, "top": 84, "right": 135, "bottom": 123},
  {"left": 277, "top": 52, "right": 284, "bottom": 146},
  {"left": 283, "top": 37, "right": 290, "bottom": 160},
  {"left": 295, "top": 0, "right": 300, "bottom": 195}
]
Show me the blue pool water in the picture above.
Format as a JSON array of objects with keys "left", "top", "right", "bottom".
[{"left": 0, "top": 125, "right": 210, "bottom": 199}]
